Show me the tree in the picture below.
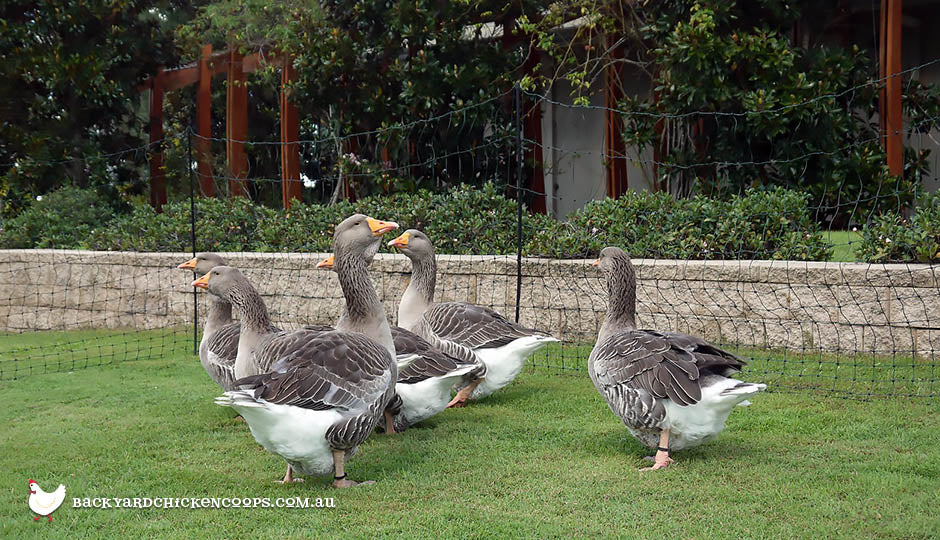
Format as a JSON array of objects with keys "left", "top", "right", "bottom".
[
  {"left": 176, "top": 0, "right": 549, "bottom": 202},
  {"left": 0, "top": 0, "right": 201, "bottom": 216}
]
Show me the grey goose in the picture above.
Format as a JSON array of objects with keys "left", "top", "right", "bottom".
[
  {"left": 389, "top": 229, "right": 557, "bottom": 406},
  {"left": 589, "top": 247, "right": 765, "bottom": 470},
  {"left": 196, "top": 215, "right": 400, "bottom": 487},
  {"left": 178, "top": 253, "right": 241, "bottom": 391}
]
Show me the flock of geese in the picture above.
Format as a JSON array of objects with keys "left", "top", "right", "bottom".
[{"left": 176, "top": 213, "right": 765, "bottom": 487}]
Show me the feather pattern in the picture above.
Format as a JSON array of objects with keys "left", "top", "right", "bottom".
[
  {"left": 422, "top": 302, "right": 552, "bottom": 351},
  {"left": 200, "top": 321, "right": 240, "bottom": 390},
  {"left": 392, "top": 325, "right": 483, "bottom": 384}
]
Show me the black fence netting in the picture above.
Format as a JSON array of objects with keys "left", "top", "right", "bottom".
[{"left": 1, "top": 66, "right": 937, "bottom": 399}]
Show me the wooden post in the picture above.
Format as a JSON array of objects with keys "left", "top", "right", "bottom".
[
  {"left": 878, "top": 0, "right": 887, "bottom": 147},
  {"left": 604, "top": 33, "right": 628, "bottom": 199},
  {"left": 197, "top": 44, "right": 214, "bottom": 197},
  {"left": 280, "top": 57, "right": 302, "bottom": 208},
  {"left": 882, "top": 0, "right": 903, "bottom": 178},
  {"left": 501, "top": 15, "right": 546, "bottom": 213},
  {"left": 149, "top": 69, "right": 167, "bottom": 210},
  {"left": 226, "top": 48, "right": 249, "bottom": 197}
]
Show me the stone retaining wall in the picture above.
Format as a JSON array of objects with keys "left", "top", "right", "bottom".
[{"left": 1, "top": 250, "right": 937, "bottom": 356}]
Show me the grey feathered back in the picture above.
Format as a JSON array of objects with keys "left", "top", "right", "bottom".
[{"left": 589, "top": 247, "right": 747, "bottom": 429}]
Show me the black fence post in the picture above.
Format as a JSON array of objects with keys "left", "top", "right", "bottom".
[
  {"left": 513, "top": 83, "right": 523, "bottom": 323},
  {"left": 187, "top": 126, "right": 198, "bottom": 355}
]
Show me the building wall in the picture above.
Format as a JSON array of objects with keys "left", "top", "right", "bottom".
[
  {"left": 540, "top": 78, "right": 607, "bottom": 218},
  {"left": 2, "top": 250, "right": 937, "bottom": 357}
]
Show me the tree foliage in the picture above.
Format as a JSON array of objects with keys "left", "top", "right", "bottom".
[
  {"left": 523, "top": 1, "right": 940, "bottom": 226},
  {"left": 0, "top": 0, "right": 201, "bottom": 216}
]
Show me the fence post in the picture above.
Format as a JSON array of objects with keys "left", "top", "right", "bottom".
[
  {"left": 514, "top": 83, "right": 523, "bottom": 323},
  {"left": 187, "top": 127, "right": 198, "bottom": 355}
]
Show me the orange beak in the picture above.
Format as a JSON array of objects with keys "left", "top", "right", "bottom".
[
  {"left": 316, "top": 255, "right": 335, "bottom": 270},
  {"left": 192, "top": 272, "right": 211, "bottom": 289},
  {"left": 177, "top": 257, "right": 198, "bottom": 270},
  {"left": 388, "top": 232, "right": 410, "bottom": 249},
  {"left": 591, "top": 258, "right": 601, "bottom": 267},
  {"left": 366, "top": 217, "right": 399, "bottom": 236}
]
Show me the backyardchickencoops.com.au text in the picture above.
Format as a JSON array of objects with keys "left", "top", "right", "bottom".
[{"left": 72, "top": 497, "right": 335, "bottom": 509}]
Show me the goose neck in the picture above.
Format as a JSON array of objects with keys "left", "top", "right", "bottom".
[
  {"left": 598, "top": 261, "right": 638, "bottom": 342},
  {"left": 398, "top": 255, "right": 435, "bottom": 329},
  {"left": 204, "top": 294, "right": 233, "bottom": 336}
]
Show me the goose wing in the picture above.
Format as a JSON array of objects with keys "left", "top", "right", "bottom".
[
  {"left": 591, "top": 330, "right": 702, "bottom": 407},
  {"left": 251, "top": 326, "right": 327, "bottom": 374},
  {"left": 651, "top": 330, "right": 746, "bottom": 376},
  {"left": 205, "top": 322, "right": 241, "bottom": 364},
  {"left": 423, "top": 301, "right": 546, "bottom": 350},
  {"left": 203, "top": 322, "right": 240, "bottom": 390},
  {"left": 391, "top": 326, "right": 480, "bottom": 384},
  {"left": 235, "top": 331, "right": 395, "bottom": 413}
]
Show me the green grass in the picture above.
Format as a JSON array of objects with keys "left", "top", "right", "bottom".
[
  {"left": 826, "top": 230, "right": 863, "bottom": 262},
  {"left": 1, "top": 346, "right": 938, "bottom": 539},
  {"left": 0, "top": 328, "right": 190, "bottom": 380},
  {"left": 529, "top": 342, "right": 938, "bottom": 398}
]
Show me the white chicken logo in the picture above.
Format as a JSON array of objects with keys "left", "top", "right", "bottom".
[{"left": 28, "top": 479, "right": 66, "bottom": 522}]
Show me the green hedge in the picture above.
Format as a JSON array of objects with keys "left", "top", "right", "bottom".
[
  {"left": 525, "top": 188, "right": 832, "bottom": 260},
  {"left": 79, "top": 183, "right": 533, "bottom": 255},
  {"left": 14, "top": 183, "right": 936, "bottom": 263},
  {"left": 856, "top": 192, "right": 940, "bottom": 263},
  {"left": 0, "top": 186, "right": 115, "bottom": 249}
]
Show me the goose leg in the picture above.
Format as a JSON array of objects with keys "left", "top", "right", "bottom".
[
  {"left": 276, "top": 464, "right": 304, "bottom": 484},
  {"left": 447, "top": 379, "right": 483, "bottom": 408},
  {"left": 332, "top": 449, "right": 375, "bottom": 488},
  {"left": 640, "top": 428, "right": 674, "bottom": 471},
  {"left": 384, "top": 410, "right": 396, "bottom": 434}
]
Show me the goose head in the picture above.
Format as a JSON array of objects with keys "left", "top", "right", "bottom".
[
  {"left": 192, "top": 265, "right": 250, "bottom": 302},
  {"left": 388, "top": 229, "right": 434, "bottom": 262},
  {"left": 592, "top": 246, "right": 633, "bottom": 274},
  {"left": 333, "top": 214, "right": 399, "bottom": 259},
  {"left": 177, "top": 252, "right": 228, "bottom": 275}
]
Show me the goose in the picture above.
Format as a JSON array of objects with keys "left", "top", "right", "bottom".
[
  {"left": 177, "top": 253, "right": 241, "bottom": 390},
  {"left": 318, "top": 254, "right": 484, "bottom": 430},
  {"left": 589, "top": 246, "right": 766, "bottom": 470},
  {"left": 196, "top": 214, "right": 400, "bottom": 487},
  {"left": 388, "top": 229, "right": 558, "bottom": 406},
  {"left": 178, "top": 255, "right": 336, "bottom": 383}
]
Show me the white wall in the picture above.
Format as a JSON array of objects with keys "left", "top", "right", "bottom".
[{"left": 540, "top": 79, "right": 607, "bottom": 218}]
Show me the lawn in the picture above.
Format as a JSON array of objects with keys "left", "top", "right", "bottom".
[
  {"left": 826, "top": 230, "right": 863, "bottom": 262},
  {"left": 1, "top": 337, "right": 938, "bottom": 539}
]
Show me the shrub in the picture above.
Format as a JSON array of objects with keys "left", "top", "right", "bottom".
[
  {"left": 84, "top": 196, "right": 274, "bottom": 252},
  {"left": 18, "top": 183, "right": 832, "bottom": 261},
  {"left": 525, "top": 187, "right": 832, "bottom": 261},
  {"left": 0, "top": 186, "right": 115, "bottom": 249},
  {"left": 856, "top": 192, "right": 940, "bottom": 263}
]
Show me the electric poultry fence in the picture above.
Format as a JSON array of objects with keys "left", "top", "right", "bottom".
[{"left": 1, "top": 67, "right": 938, "bottom": 399}]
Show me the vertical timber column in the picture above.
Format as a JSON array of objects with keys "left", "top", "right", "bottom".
[
  {"left": 280, "top": 57, "right": 302, "bottom": 209},
  {"left": 226, "top": 48, "right": 249, "bottom": 197},
  {"left": 604, "top": 33, "right": 628, "bottom": 198},
  {"left": 502, "top": 14, "right": 546, "bottom": 213},
  {"left": 883, "top": 0, "right": 903, "bottom": 178},
  {"left": 197, "top": 44, "right": 214, "bottom": 197},
  {"left": 149, "top": 69, "right": 167, "bottom": 210}
]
